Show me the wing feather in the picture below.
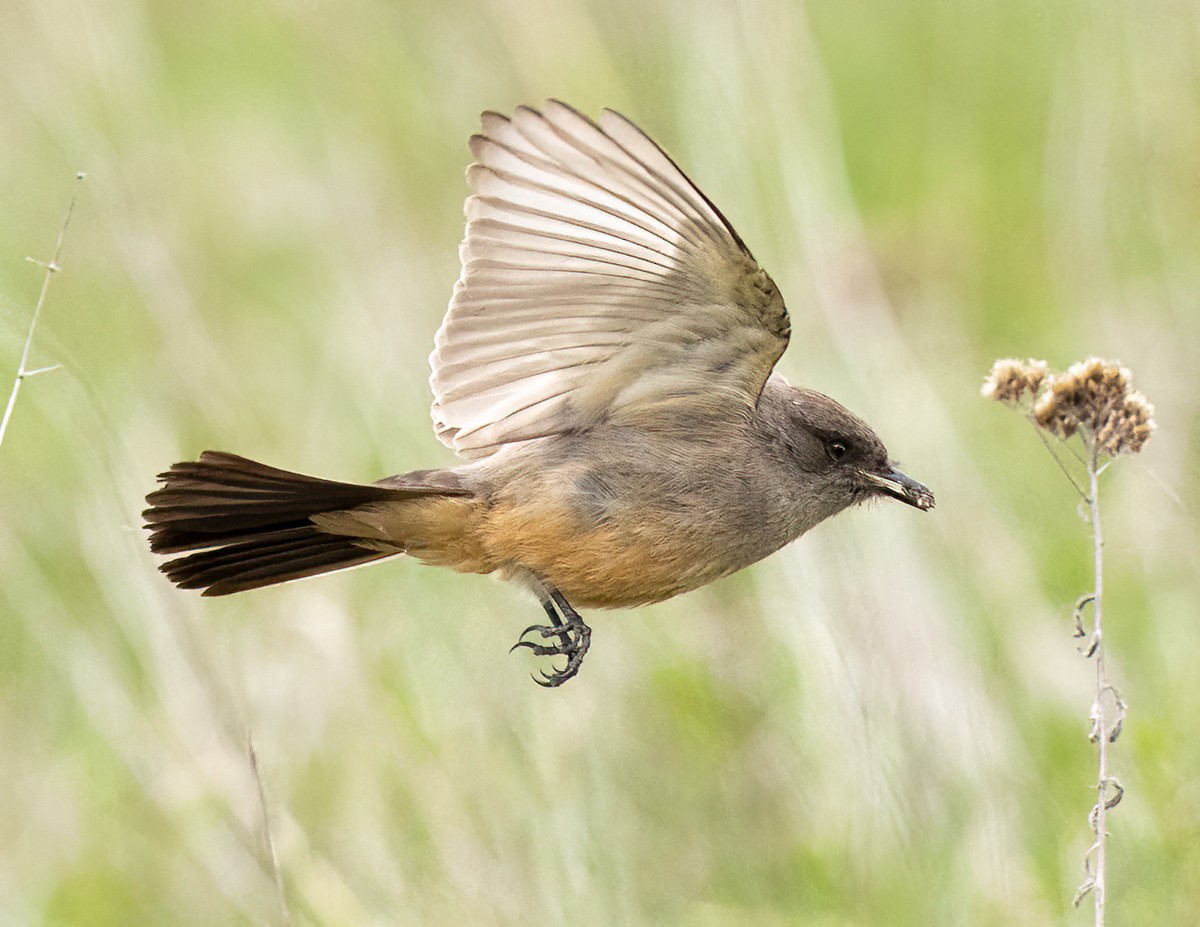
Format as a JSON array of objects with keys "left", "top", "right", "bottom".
[{"left": 430, "top": 101, "right": 789, "bottom": 458}]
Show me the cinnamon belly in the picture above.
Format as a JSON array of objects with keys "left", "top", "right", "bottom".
[{"left": 471, "top": 494, "right": 736, "bottom": 609}]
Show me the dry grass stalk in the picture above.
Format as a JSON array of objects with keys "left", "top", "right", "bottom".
[
  {"left": 248, "top": 734, "right": 291, "bottom": 927},
  {"left": 0, "top": 172, "right": 85, "bottom": 451}
]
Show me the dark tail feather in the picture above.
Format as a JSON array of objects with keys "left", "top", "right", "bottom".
[{"left": 143, "top": 451, "right": 465, "bottom": 596}]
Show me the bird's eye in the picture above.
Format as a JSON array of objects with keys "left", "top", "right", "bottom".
[{"left": 827, "top": 441, "right": 848, "bottom": 462}]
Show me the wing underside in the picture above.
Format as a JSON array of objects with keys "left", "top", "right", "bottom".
[{"left": 429, "top": 101, "right": 789, "bottom": 459}]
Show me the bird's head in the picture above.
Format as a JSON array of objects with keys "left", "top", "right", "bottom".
[{"left": 764, "top": 382, "right": 935, "bottom": 517}]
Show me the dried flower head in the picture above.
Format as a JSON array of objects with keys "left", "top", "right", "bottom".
[
  {"left": 1010, "top": 356, "right": 1155, "bottom": 455},
  {"left": 981, "top": 358, "right": 1048, "bottom": 404}
]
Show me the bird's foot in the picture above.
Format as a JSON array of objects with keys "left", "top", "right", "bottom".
[{"left": 509, "top": 587, "right": 591, "bottom": 687}]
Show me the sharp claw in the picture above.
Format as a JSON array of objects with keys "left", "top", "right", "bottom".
[
  {"left": 512, "top": 629, "right": 549, "bottom": 649},
  {"left": 518, "top": 623, "right": 571, "bottom": 643},
  {"left": 512, "top": 625, "right": 574, "bottom": 656},
  {"left": 536, "top": 669, "right": 567, "bottom": 688},
  {"left": 511, "top": 640, "right": 568, "bottom": 657},
  {"left": 535, "top": 662, "right": 567, "bottom": 683}
]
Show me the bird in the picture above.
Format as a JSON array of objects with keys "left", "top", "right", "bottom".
[{"left": 143, "top": 100, "right": 934, "bottom": 686}]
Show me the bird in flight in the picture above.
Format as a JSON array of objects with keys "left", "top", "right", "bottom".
[{"left": 144, "top": 101, "right": 934, "bottom": 686}]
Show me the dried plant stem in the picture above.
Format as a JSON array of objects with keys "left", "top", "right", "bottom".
[
  {"left": 248, "top": 734, "right": 291, "bottom": 927},
  {"left": 1086, "top": 446, "right": 1109, "bottom": 924},
  {"left": 1032, "top": 426, "right": 1087, "bottom": 499},
  {"left": 1075, "top": 440, "right": 1125, "bottom": 923},
  {"left": 0, "top": 172, "right": 85, "bottom": 451}
]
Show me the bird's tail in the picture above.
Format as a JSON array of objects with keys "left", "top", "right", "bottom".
[{"left": 143, "top": 451, "right": 474, "bottom": 596}]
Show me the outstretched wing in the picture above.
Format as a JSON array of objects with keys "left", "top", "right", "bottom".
[{"left": 429, "top": 100, "right": 790, "bottom": 459}]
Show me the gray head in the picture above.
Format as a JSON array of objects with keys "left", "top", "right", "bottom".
[{"left": 758, "top": 380, "right": 935, "bottom": 522}]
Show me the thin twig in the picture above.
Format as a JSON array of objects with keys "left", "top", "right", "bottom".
[
  {"left": 0, "top": 172, "right": 85, "bottom": 451},
  {"left": 1074, "top": 439, "right": 1111, "bottom": 925},
  {"left": 1087, "top": 442, "right": 1109, "bottom": 926},
  {"left": 1031, "top": 425, "right": 1088, "bottom": 500},
  {"left": 248, "top": 733, "right": 291, "bottom": 927}
]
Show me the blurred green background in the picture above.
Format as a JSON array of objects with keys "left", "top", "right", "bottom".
[{"left": 2, "top": 0, "right": 1198, "bottom": 924}]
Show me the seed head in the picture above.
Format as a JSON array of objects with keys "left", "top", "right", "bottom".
[
  {"left": 1013, "top": 356, "right": 1155, "bottom": 455},
  {"left": 981, "top": 358, "right": 1048, "bottom": 404}
]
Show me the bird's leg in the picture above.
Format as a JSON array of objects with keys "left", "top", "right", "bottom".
[{"left": 510, "top": 585, "right": 592, "bottom": 687}]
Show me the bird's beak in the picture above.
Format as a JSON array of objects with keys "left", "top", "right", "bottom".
[{"left": 859, "top": 465, "right": 935, "bottom": 511}]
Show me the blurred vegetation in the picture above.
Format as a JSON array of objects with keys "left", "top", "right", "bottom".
[{"left": 1, "top": 0, "right": 1198, "bottom": 924}]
